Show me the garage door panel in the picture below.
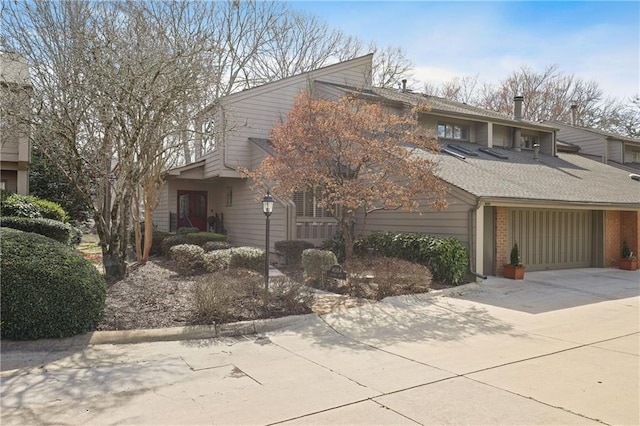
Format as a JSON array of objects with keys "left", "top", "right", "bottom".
[{"left": 508, "top": 209, "right": 592, "bottom": 271}]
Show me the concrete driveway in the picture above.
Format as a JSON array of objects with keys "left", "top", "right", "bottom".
[{"left": 2, "top": 268, "right": 638, "bottom": 425}]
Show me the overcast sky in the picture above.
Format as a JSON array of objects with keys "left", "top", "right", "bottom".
[{"left": 289, "top": 1, "right": 639, "bottom": 101}]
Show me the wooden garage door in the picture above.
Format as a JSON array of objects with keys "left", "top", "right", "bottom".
[{"left": 508, "top": 209, "right": 593, "bottom": 271}]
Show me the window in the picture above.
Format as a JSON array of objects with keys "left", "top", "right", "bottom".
[
  {"left": 225, "top": 187, "right": 233, "bottom": 206},
  {"left": 437, "top": 122, "right": 468, "bottom": 141},
  {"left": 521, "top": 134, "right": 539, "bottom": 149},
  {"left": 293, "top": 188, "right": 333, "bottom": 218}
]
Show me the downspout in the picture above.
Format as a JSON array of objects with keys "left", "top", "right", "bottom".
[{"left": 468, "top": 200, "right": 488, "bottom": 281}]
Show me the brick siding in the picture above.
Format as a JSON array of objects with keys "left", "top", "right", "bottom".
[{"left": 495, "top": 206, "right": 508, "bottom": 276}]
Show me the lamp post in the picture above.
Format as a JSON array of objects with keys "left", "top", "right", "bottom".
[{"left": 262, "top": 191, "right": 274, "bottom": 300}]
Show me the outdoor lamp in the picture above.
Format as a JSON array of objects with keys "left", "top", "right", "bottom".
[
  {"left": 262, "top": 191, "right": 274, "bottom": 216},
  {"left": 262, "top": 191, "right": 274, "bottom": 304}
]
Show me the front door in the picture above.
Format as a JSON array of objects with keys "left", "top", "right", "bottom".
[{"left": 177, "top": 190, "right": 208, "bottom": 231}]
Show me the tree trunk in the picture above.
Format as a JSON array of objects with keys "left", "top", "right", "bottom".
[{"left": 142, "top": 207, "right": 154, "bottom": 261}]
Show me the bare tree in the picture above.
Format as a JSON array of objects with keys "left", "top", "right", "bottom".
[
  {"left": 425, "top": 64, "right": 635, "bottom": 137},
  {"left": 1, "top": 1, "right": 219, "bottom": 278}
]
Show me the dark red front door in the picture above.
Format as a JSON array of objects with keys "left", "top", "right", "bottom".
[{"left": 177, "top": 190, "right": 208, "bottom": 231}]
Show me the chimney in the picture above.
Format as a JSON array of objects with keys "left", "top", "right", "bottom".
[
  {"left": 570, "top": 104, "right": 577, "bottom": 126},
  {"left": 402, "top": 79, "right": 407, "bottom": 92},
  {"left": 533, "top": 143, "right": 540, "bottom": 160},
  {"left": 513, "top": 96, "right": 524, "bottom": 120}
]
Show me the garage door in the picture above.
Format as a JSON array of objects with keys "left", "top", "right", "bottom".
[{"left": 508, "top": 209, "right": 594, "bottom": 271}]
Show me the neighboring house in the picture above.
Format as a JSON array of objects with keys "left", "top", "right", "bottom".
[
  {"left": 551, "top": 119, "right": 640, "bottom": 172},
  {"left": 0, "top": 52, "right": 31, "bottom": 195},
  {"left": 158, "top": 54, "right": 640, "bottom": 277}
]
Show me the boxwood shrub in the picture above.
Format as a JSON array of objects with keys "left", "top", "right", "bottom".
[
  {"left": 161, "top": 232, "right": 227, "bottom": 255},
  {"left": 1, "top": 228, "right": 106, "bottom": 340},
  {"left": 228, "top": 247, "right": 265, "bottom": 273},
  {"left": 302, "top": 249, "right": 337, "bottom": 285},
  {"left": 0, "top": 216, "right": 74, "bottom": 245},
  {"left": 357, "top": 232, "right": 468, "bottom": 285},
  {"left": 169, "top": 244, "right": 206, "bottom": 276},
  {"left": 0, "top": 193, "right": 69, "bottom": 222}
]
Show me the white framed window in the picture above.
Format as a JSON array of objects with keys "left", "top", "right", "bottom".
[
  {"left": 293, "top": 189, "right": 334, "bottom": 218},
  {"left": 437, "top": 122, "right": 468, "bottom": 141}
]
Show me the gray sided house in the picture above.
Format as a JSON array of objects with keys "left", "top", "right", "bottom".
[
  {"left": 552, "top": 120, "right": 640, "bottom": 172},
  {"left": 157, "top": 54, "right": 640, "bottom": 278},
  {"left": 0, "top": 52, "right": 31, "bottom": 195}
]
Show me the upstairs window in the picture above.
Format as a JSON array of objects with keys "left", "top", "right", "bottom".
[
  {"left": 293, "top": 188, "right": 334, "bottom": 219},
  {"left": 437, "top": 122, "right": 468, "bottom": 141}
]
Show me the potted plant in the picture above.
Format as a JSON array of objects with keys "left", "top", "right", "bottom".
[
  {"left": 617, "top": 240, "right": 638, "bottom": 271},
  {"left": 503, "top": 242, "right": 525, "bottom": 279}
]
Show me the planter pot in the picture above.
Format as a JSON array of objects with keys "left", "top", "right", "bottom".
[
  {"left": 503, "top": 264, "right": 525, "bottom": 280},
  {"left": 617, "top": 258, "right": 638, "bottom": 271}
]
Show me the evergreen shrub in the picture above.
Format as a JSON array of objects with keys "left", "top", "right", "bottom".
[{"left": 1, "top": 228, "right": 106, "bottom": 340}]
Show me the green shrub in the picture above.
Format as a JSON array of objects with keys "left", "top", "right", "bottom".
[
  {"left": 427, "top": 237, "right": 468, "bottom": 285},
  {"left": 161, "top": 232, "right": 227, "bottom": 256},
  {"left": 185, "top": 232, "right": 227, "bottom": 246},
  {"left": 275, "top": 240, "right": 315, "bottom": 266},
  {"left": 1, "top": 228, "right": 106, "bottom": 340},
  {"left": 229, "top": 247, "right": 266, "bottom": 273},
  {"left": 130, "top": 226, "right": 172, "bottom": 257},
  {"left": 0, "top": 216, "right": 73, "bottom": 244},
  {"left": 0, "top": 193, "right": 69, "bottom": 222},
  {"left": 302, "top": 249, "right": 337, "bottom": 285},
  {"left": 178, "top": 227, "right": 200, "bottom": 234},
  {"left": 357, "top": 232, "right": 468, "bottom": 285},
  {"left": 203, "top": 241, "right": 232, "bottom": 252},
  {"left": 169, "top": 244, "right": 206, "bottom": 276},
  {"left": 203, "top": 249, "right": 233, "bottom": 272},
  {"left": 69, "top": 225, "right": 83, "bottom": 246},
  {"left": 0, "top": 189, "right": 12, "bottom": 202}
]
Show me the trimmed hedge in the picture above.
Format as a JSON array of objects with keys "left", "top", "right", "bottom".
[
  {"left": 203, "top": 241, "right": 232, "bottom": 252},
  {"left": 302, "top": 249, "right": 337, "bottom": 284},
  {"left": 228, "top": 247, "right": 265, "bottom": 273},
  {"left": 1, "top": 228, "right": 106, "bottom": 340},
  {"left": 357, "top": 232, "right": 468, "bottom": 285},
  {"left": 170, "top": 244, "right": 207, "bottom": 276},
  {"left": 161, "top": 232, "right": 227, "bottom": 255},
  {"left": 1, "top": 216, "right": 74, "bottom": 245},
  {"left": 0, "top": 193, "right": 69, "bottom": 222}
]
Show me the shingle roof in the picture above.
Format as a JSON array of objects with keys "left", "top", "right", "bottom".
[
  {"left": 415, "top": 141, "right": 640, "bottom": 205},
  {"left": 371, "top": 87, "right": 557, "bottom": 131}
]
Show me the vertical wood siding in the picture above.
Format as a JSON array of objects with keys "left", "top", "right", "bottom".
[{"left": 508, "top": 208, "right": 593, "bottom": 271}]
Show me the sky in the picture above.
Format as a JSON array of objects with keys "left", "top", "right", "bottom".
[{"left": 288, "top": 1, "right": 639, "bottom": 100}]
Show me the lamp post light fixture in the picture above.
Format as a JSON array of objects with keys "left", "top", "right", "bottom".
[{"left": 262, "top": 191, "right": 274, "bottom": 302}]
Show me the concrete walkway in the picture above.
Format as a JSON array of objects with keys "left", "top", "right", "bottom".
[{"left": 1, "top": 268, "right": 638, "bottom": 425}]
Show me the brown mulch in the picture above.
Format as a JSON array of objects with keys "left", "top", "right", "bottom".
[
  {"left": 97, "top": 260, "right": 198, "bottom": 331},
  {"left": 97, "top": 259, "right": 459, "bottom": 331}
]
